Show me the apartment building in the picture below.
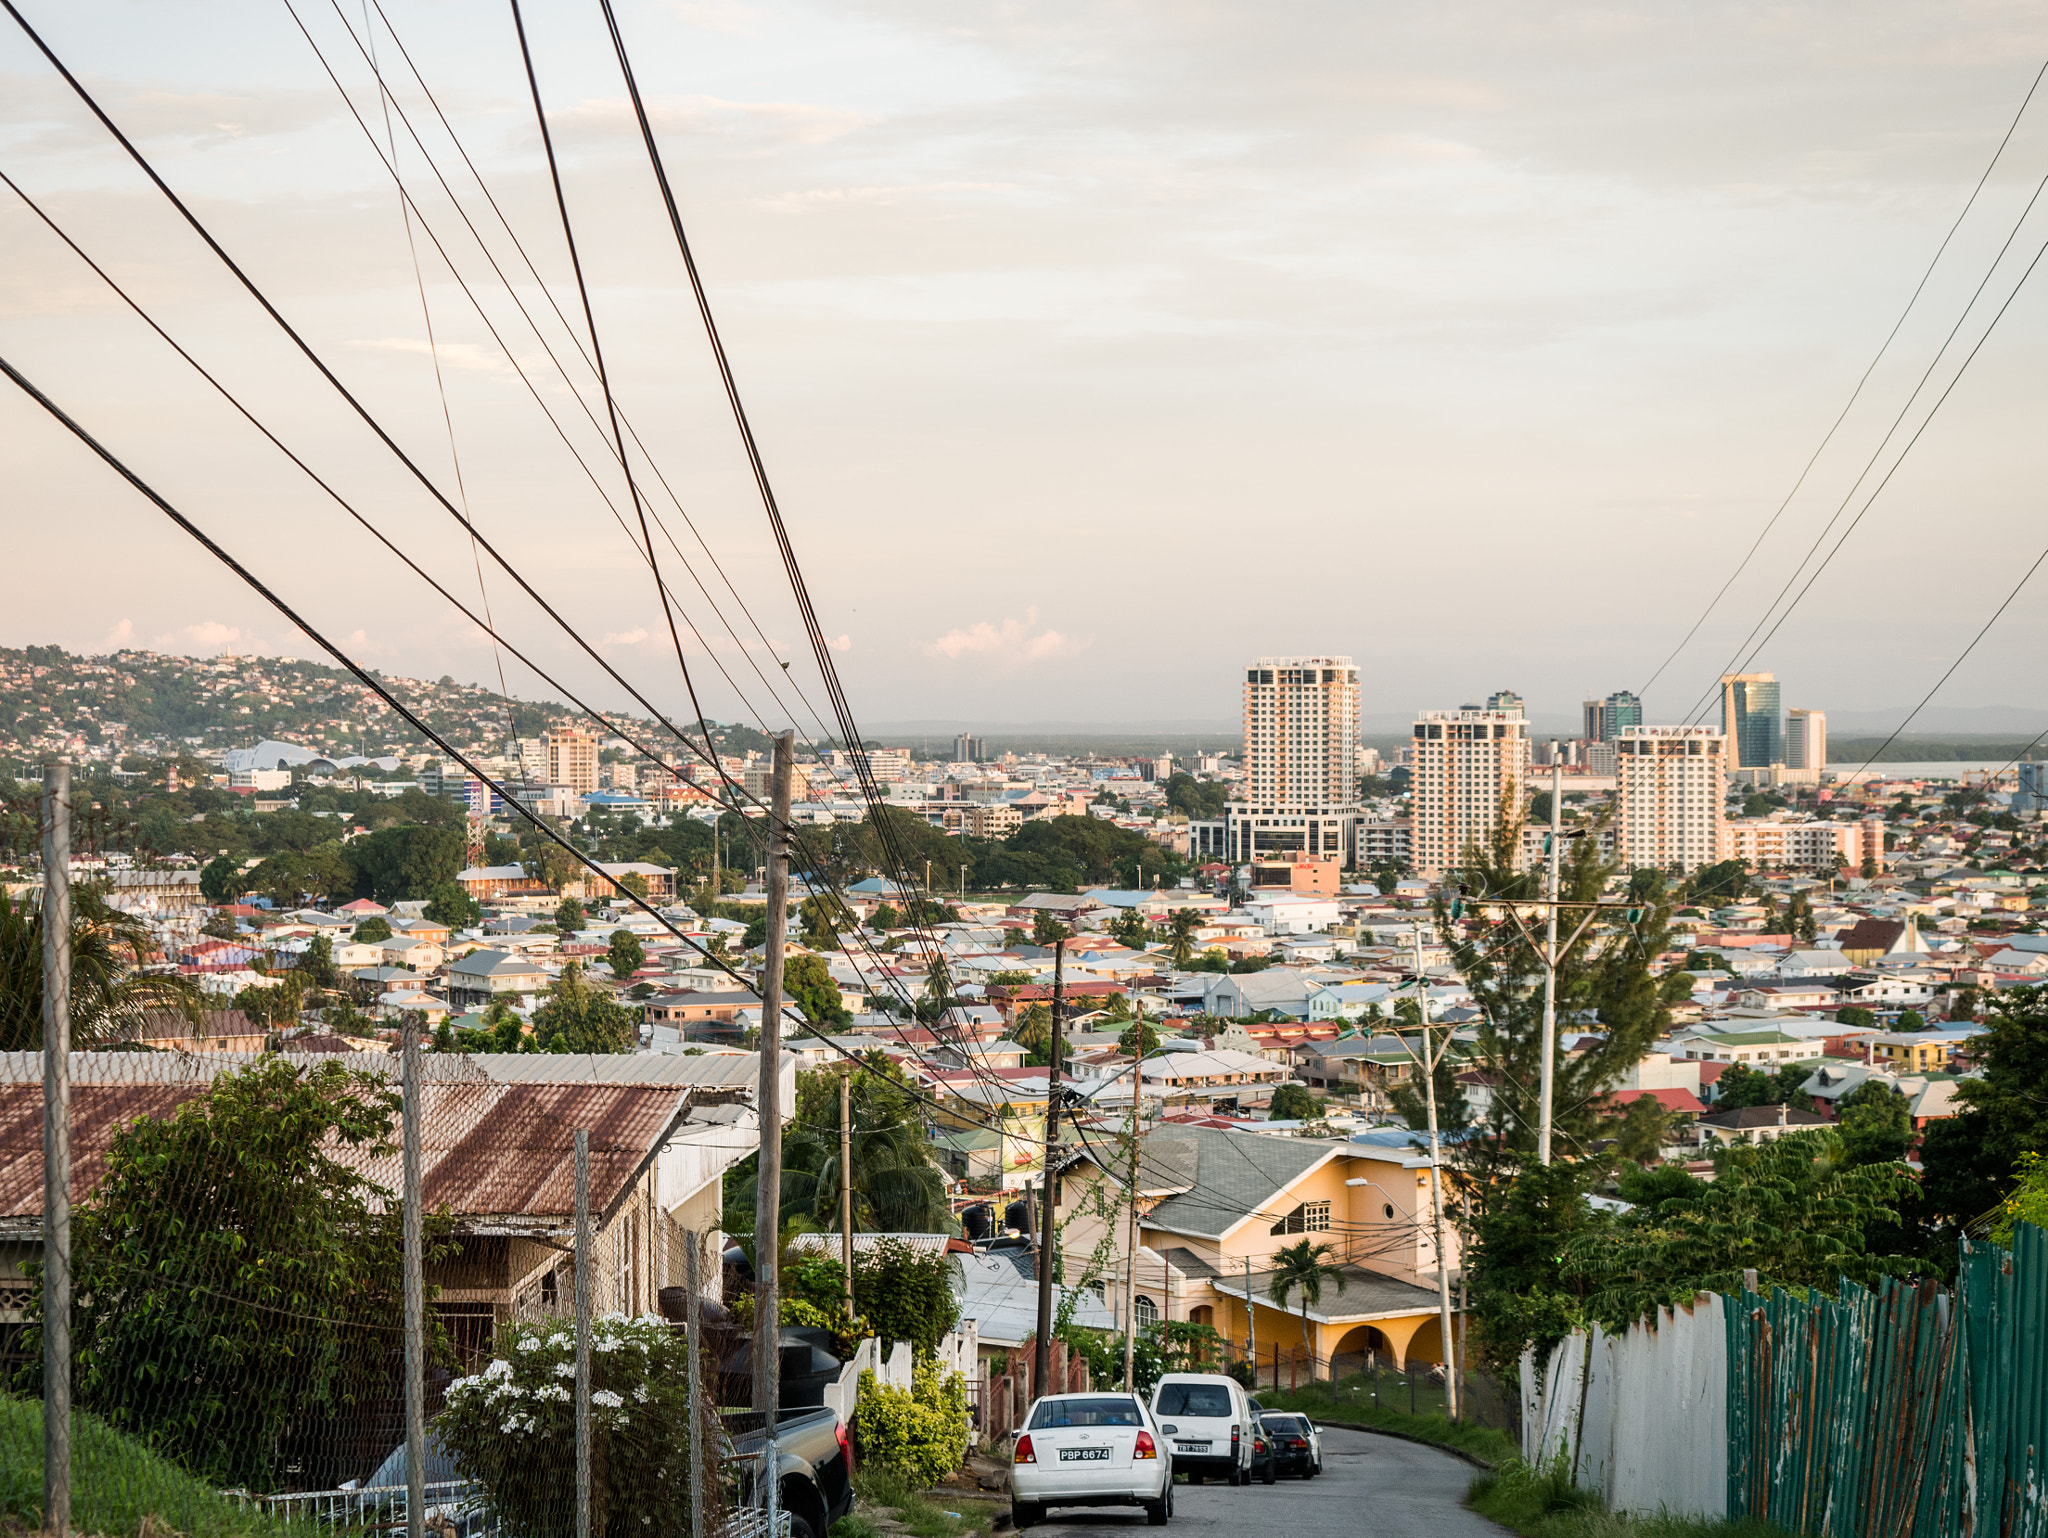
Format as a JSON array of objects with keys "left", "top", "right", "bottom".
[
  {"left": 742, "top": 763, "right": 813, "bottom": 803},
  {"left": 1718, "top": 816, "right": 1884, "bottom": 875},
  {"left": 1408, "top": 707, "right": 1531, "bottom": 876},
  {"left": 543, "top": 726, "right": 600, "bottom": 797},
  {"left": 1615, "top": 725, "right": 1727, "bottom": 873},
  {"left": 1204, "top": 657, "right": 1363, "bottom": 866},
  {"left": 1785, "top": 708, "right": 1827, "bottom": 783}
]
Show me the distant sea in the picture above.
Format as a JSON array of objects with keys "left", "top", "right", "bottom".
[{"left": 1828, "top": 760, "right": 2020, "bottom": 780}]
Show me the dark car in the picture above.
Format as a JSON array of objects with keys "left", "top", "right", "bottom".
[{"left": 1258, "top": 1413, "right": 1321, "bottom": 1478}]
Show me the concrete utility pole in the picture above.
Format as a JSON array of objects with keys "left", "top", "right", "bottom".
[
  {"left": 574, "top": 1131, "right": 593, "bottom": 1538},
  {"left": 838, "top": 1062, "right": 856, "bottom": 1319},
  {"left": 754, "top": 730, "right": 794, "bottom": 1503},
  {"left": 1538, "top": 759, "right": 1563, "bottom": 1166},
  {"left": 42, "top": 758, "right": 71, "bottom": 1538},
  {"left": 1122, "top": 997, "right": 1143, "bottom": 1394},
  {"left": 1032, "top": 937, "right": 1067, "bottom": 1398},
  {"left": 1384, "top": 927, "right": 1460, "bottom": 1420}
]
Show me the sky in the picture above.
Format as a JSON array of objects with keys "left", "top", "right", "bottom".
[{"left": 5, "top": 0, "right": 2048, "bottom": 740}]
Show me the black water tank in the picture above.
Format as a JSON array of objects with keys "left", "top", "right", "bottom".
[
  {"left": 1004, "top": 1199, "right": 1031, "bottom": 1235},
  {"left": 962, "top": 1203, "right": 993, "bottom": 1242}
]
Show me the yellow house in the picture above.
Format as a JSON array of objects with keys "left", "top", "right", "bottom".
[{"left": 1053, "top": 1124, "right": 1463, "bottom": 1377}]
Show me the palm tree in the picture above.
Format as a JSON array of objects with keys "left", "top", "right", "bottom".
[
  {"left": 0, "top": 886, "right": 200, "bottom": 1050},
  {"left": 782, "top": 1071, "right": 951, "bottom": 1234},
  {"left": 1267, "top": 1238, "right": 1347, "bottom": 1372},
  {"left": 1166, "top": 909, "right": 1201, "bottom": 969}
]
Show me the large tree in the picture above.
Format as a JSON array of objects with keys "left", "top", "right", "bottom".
[
  {"left": 529, "top": 963, "right": 636, "bottom": 1053},
  {"left": 0, "top": 886, "right": 199, "bottom": 1050},
  {"left": 1920, "top": 985, "right": 2048, "bottom": 1239}
]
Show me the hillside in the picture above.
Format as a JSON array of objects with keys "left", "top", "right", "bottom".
[{"left": 0, "top": 645, "right": 779, "bottom": 769}]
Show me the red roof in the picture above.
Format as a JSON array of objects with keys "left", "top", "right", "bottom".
[
  {"left": 1694, "top": 1062, "right": 1729, "bottom": 1085},
  {"left": 1609, "top": 1087, "right": 1706, "bottom": 1115}
]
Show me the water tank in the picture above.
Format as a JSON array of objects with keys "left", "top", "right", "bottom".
[{"left": 962, "top": 1202, "right": 993, "bottom": 1242}]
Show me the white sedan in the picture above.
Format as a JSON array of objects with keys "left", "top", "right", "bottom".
[{"left": 1011, "top": 1392, "right": 1173, "bottom": 1529}]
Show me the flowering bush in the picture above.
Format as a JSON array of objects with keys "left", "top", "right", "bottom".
[
  {"left": 436, "top": 1313, "right": 695, "bottom": 1538},
  {"left": 853, "top": 1359, "right": 969, "bottom": 1488}
]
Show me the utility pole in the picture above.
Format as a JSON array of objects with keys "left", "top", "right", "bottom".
[
  {"left": 960, "top": 863, "right": 968, "bottom": 901},
  {"left": 1414, "top": 922, "right": 1459, "bottom": 1421},
  {"left": 41, "top": 758, "right": 71, "bottom": 1538},
  {"left": 754, "top": 731, "right": 794, "bottom": 1491},
  {"left": 402, "top": 1015, "right": 425, "bottom": 1538},
  {"left": 1538, "top": 758, "right": 1562, "bottom": 1165},
  {"left": 838, "top": 1062, "right": 855, "bottom": 1319},
  {"left": 1032, "top": 936, "right": 1067, "bottom": 1399},
  {"left": 1122, "top": 996, "right": 1143, "bottom": 1393},
  {"left": 1244, "top": 1255, "right": 1255, "bottom": 1374}
]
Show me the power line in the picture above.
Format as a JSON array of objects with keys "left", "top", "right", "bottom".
[{"left": 1640, "top": 55, "right": 2048, "bottom": 702}]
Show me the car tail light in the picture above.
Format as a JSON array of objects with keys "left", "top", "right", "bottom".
[
  {"left": 836, "top": 1419, "right": 851, "bottom": 1469},
  {"left": 1231, "top": 1426, "right": 1241, "bottom": 1452},
  {"left": 1014, "top": 1435, "right": 1036, "bottom": 1465},
  {"left": 1134, "top": 1431, "right": 1157, "bottom": 1460}
]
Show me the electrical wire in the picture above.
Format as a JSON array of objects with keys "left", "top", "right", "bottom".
[
  {"left": 1678, "top": 171, "right": 2048, "bottom": 728},
  {"left": 1639, "top": 55, "right": 2048, "bottom": 701}
]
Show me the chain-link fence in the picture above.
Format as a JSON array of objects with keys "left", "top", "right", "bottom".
[{"left": 1, "top": 1034, "right": 791, "bottom": 1538}]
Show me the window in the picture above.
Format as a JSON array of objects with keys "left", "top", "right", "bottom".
[
  {"left": 1155, "top": 1382, "right": 1230, "bottom": 1417},
  {"left": 1270, "top": 1200, "right": 1332, "bottom": 1235},
  {"left": 1031, "top": 1397, "right": 1146, "bottom": 1429},
  {"left": 1134, "top": 1294, "right": 1159, "bottom": 1327}
]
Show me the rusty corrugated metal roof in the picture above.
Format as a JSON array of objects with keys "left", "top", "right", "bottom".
[{"left": 0, "top": 1076, "right": 686, "bottom": 1228}]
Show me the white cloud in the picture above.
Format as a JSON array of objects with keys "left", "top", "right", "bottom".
[
  {"left": 604, "top": 627, "right": 652, "bottom": 646},
  {"left": 924, "top": 609, "right": 1087, "bottom": 667},
  {"left": 827, "top": 633, "right": 852, "bottom": 652},
  {"left": 100, "top": 618, "right": 135, "bottom": 650},
  {"left": 149, "top": 621, "right": 247, "bottom": 653}
]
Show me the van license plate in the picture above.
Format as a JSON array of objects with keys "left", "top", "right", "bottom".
[
  {"left": 1059, "top": 1447, "right": 1111, "bottom": 1462},
  {"left": 1176, "top": 1442, "right": 1209, "bottom": 1453}
]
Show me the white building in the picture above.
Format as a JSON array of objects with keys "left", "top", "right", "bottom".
[
  {"left": 1614, "top": 725, "right": 1727, "bottom": 874},
  {"left": 1407, "top": 707, "right": 1531, "bottom": 877},
  {"left": 1785, "top": 708, "right": 1826, "bottom": 783},
  {"left": 1194, "top": 657, "right": 1363, "bottom": 867}
]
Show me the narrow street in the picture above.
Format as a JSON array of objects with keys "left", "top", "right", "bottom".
[{"left": 1025, "top": 1426, "right": 1509, "bottom": 1538}]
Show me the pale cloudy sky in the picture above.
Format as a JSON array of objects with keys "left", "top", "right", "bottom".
[{"left": 5, "top": 0, "right": 2048, "bottom": 736}]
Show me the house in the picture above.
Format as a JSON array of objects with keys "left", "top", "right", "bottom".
[
  {"left": 1865, "top": 1031, "right": 1969, "bottom": 1075},
  {"left": 1696, "top": 1103, "right": 1833, "bottom": 1145},
  {"left": 1198, "top": 969, "right": 1315, "bottom": 1021},
  {"left": 643, "top": 989, "right": 764, "bottom": 1048},
  {"left": 127, "top": 1008, "right": 268, "bottom": 1054},
  {"left": 1837, "top": 916, "right": 1930, "bottom": 966},
  {"left": 0, "top": 1049, "right": 778, "bottom": 1369},
  {"left": 457, "top": 864, "right": 552, "bottom": 901},
  {"left": 1052, "top": 1124, "right": 1463, "bottom": 1377},
  {"left": 1674, "top": 1029, "right": 1825, "bottom": 1070},
  {"left": 444, "top": 949, "right": 550, "bottom": 1010},
  {"left": 388, "top": 918, "right": 453, "bottom": 946},
  {"left": 1296, "top": 1037, "right": 1419, "bottom": 1097},
  {"left": 378, "top": 936, "right": 445, "bottom": 972},
  {"left": 1132, "top": 1048, "right": 1290, "bottom": 1115}
]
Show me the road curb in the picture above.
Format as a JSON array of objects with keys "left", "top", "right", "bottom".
[{"left": 1311, "top": 1418, "right": 1501, "bottom": 1471}]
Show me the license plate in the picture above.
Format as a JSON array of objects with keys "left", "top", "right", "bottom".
[
  {"left": 1059, "top": 1447, "right": 1111, "bottom": 1462},
  {"left": 1176, "top": 1442, "right": 1210, "bottom": 1453}
]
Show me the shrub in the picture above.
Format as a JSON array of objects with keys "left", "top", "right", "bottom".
[
  {"left": 853, "top": 1360, "right": 969, "bottom": 1488},
  {"left": 856, "top": 1239, "right": 960, "bottom": 1358},
  {"left": 436, "top": 1313, "right": 694, "bottom": 1538}
]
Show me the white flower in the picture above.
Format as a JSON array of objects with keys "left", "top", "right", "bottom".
[
  {"left": 548, "top": 1332, "right": 571, "bottom": 1348},
  {"left": 483, "top": 1359, "right": 514, "bottom": 1380},
  {"left": 617, "top": 1415, "right": 630, "bottom": 1428},
  {"left": 554, "top": 1361, "right": 578, "bottom": 1379},
  {"left": 502, "top": 1418, "right": 525, "bottom": 1434},
  {"left": 516, "top": 1336, "right": 542, "bottom": 1352},
  {"left": 600, "top": 1311, "right": 628, "bottom": 1325},
  {"left": 592, "top": 1389, "right": 625, "bottom": 1409},
  {"left": 535, "top": 1384, "right": 571, "bottom": 1403},
  {"left": 633, "top": 1384, "right": 650, "bottom": 1403},
  {"left": 594, "top": 1336, "right": 623, "bottom": 1354}
]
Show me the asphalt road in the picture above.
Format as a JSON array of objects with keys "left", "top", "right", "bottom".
[{"left": 1023, "top": 1426, "right": 1508, "bottom": 1538}]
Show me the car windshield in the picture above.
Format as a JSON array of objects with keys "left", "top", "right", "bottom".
[
  {"left": 1263, "top": 1415, "right": 1306, "bottom": 1433},
  {"left": 1030, "top": 1397, "right": 1145, "bottom": 1429},
  {"left": 1154, "top": 1384, "right": 1232, "bottom": 1417}
]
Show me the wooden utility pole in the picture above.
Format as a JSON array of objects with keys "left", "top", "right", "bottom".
[
  {"left": 41, "top": 758, "right": 71, "bottom": 1538},
  {"left": 1538, "top": 759, "right": 1563, "bottom": 1165},
  {"left": 839, "top": 1062, "right": 855, "bottom": 1318},
  {"left": 1032, "top": 936, "right": 1067, "bottom": 1398},
  {"left": 753, "top": 731, "right": 794, "bottom": 1446}
]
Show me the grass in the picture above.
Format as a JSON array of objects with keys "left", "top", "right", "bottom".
[
  {"left": 1253, "top": 1381, "right": 1520, "bottom": 1469},
  {"left": 830, "top": 1466, "right": 1008, "bottom": 1538},
  {"left": 1467, "top": 1458, "right": 1796, "bottom": 1538},
  {"left": 0, "top": 1395, "right": 295, "bottom": 1538}
]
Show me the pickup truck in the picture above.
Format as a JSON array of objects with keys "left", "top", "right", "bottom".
[{"left": 726, "top": 1406, "right": 857, "bottom": 1538}]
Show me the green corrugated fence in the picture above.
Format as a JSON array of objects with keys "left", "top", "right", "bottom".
[{"left": 1529, "top": 1221, "right": 2048, "bottom": 1537}]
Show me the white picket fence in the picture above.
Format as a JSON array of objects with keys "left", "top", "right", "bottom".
[{"left": 1520, "top": 1294, "right": 1728, "bottom": 1520}]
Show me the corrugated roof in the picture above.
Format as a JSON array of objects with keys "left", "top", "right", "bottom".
[
  {"left": 0, "top": 1083, "right": 209, "bottom": 1214},
  {"left": 1210, "top": 1263, "right": 1446, "bottom": 1323},
  {"left": 1140, "top": 1127, "right": 1334, "bottom": 1240}
]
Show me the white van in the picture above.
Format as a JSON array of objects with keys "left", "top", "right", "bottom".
[{"left": 1150, "top": 1373, "right": 1254, "bottom": 1485}]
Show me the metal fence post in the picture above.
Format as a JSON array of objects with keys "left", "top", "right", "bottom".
[
  {"left": 686, "top": 1231, "right": 706, "bottom": 1538},
  {"left": 402, "top": 1013, "right": 424, "bottom": 1538},
  {"left": 41, "top": 758, "right": 70, "bottom": 1538},
  {"left": 575, "top": 1129, "right": 592, "bottom": 1538}
]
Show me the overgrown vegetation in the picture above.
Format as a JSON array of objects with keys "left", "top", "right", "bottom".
[
  {"left": 1469, "top": 1458, "right": 1796, "bottom": 1538},
  {"left": 852, "top": 1361, "right": 970, "bottom": 1487}
]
